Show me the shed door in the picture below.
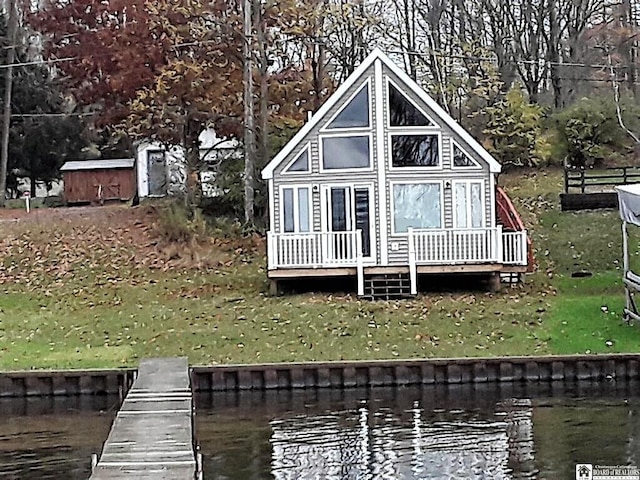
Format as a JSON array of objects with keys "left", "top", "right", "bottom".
[{"left": 147, "top": 151, "right": 167, "bottom": 196}]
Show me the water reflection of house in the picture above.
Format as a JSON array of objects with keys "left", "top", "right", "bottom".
[{"left": 269, "top": 398, "right": 535, "bottom": 479}]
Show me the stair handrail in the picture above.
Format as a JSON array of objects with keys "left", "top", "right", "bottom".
[{"left": 496, "top": 186, "right": 526, "bottom": 232}]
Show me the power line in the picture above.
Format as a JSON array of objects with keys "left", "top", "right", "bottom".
[
  {"left": 386, "top": 48, "right": 632, "bottom": 70},
  {"left": 11, "top": 112, "right": 97, "bottom": 118},
  {"left": 0, "top": 56, "right": 78, "bottom": 69}
]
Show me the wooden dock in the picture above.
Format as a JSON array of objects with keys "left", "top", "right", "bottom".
[{"left": 90, "top": 357, "right": 196, "bottom": 479}]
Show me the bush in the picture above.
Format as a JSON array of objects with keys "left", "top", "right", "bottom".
[
  {"left": 550, "top": 96, "right": 640, "bottom": 168},
  {"left": 155, "top": 200, "right": 209, "bottom": 243}
]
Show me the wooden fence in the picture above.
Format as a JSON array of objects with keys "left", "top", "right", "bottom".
[
  {"left": 564, "top": 166, "right": 640, "bottom": 194},
  {"left": 561, "top": 166, "right": 640, "bottom": 211}
]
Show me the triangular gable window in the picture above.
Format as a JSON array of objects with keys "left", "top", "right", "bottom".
[
  {"left": 388, "top": 82, "right": 433, "bottom": 127},
  {"left": 284, "top": 146, "right": 310, "bottom": 173},
  {"left": 452, "top": 141, "right": 481, "bottom": 168},
  {"left": 326, "top": 84, "right": 370, "bottom": 129}
]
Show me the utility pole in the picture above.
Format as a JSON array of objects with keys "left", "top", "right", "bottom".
[
  {"left": 243, "top": 0, "right": 256, "bottom": 226},
  {"left": 0, "top": 0, "right": 17, "bottom": 207}
]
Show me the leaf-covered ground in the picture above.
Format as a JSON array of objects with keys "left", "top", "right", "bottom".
[{"left": 1, "top": 170, "right": 640, "bottom": 370}]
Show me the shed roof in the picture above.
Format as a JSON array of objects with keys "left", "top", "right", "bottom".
[{"left": 60, "top": 159, "right": 135, "bottom": 172}]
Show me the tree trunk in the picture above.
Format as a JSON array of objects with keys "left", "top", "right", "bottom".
[
  {"left": 0, "top": 0, "right": 17, "bottom": 207},
  {"left": 255, "top": 0, "right": 269, "bottom": 172},
  {"left": 184, "top": 132, "right": 202, "bottom": 211},
  {"left": 548, "top": 0, "right": 563, "bottom": 108},
  {"left": 243, "top": 0, "right": 256, "bottom": 226}
]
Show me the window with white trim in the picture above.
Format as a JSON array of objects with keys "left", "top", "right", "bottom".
[
  {"left": 388, "top": 82, "right": 433, "bottom": 127},
  {"left": 453, "top": 181, "right": 483, "bottom": 228},
  {"left": 391, "top": 134, "right": 439, "bottom": 167},
  {"left": 326, "top": 84, "right": 370, "bottom": 129},
  {"left": 393, "top": 183, "right": 442, "bottom": 233},
  {"left": 284, "top": 147, "right": 310, "bottom": 173},
  {"left": 282, "top": 186, "right": 311, "bottom": 233},
  {"left": 322, "top": 135, "right": 370, "bottom": 170},
  {"left": 452, "top": 140, "right": 481, "bottom": 168}
]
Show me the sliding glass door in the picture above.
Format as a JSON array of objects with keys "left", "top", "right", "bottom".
[{"left": 323, "top": 185, "right": 374, "bottom": 260}]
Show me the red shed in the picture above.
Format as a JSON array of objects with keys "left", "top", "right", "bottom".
[{"left": 60, "top": 159, "right": 137, "bottom": 204}]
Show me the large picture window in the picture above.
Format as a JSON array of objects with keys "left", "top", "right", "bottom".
[
  {"left": 391, "top": 134, "right": 439, "bottom": 167},
  {"left": 282, "top": 186, "right": 310, "bottom": 233},
  {"left": 322, "top": 136, "right": 370, "bottom": 170},
  {"left": 393, "top": 183, "right": 441, "bottom": 233}
]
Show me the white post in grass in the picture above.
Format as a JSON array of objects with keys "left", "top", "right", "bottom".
[
  {"left": 408, "top": 227, "right": 417, "bottom": 295},
  {"left": 623, "top": 221, "right": 629, "bottom": 274},
  {"left": 23, "top": 191, "right": 30, "bottom": 213}
]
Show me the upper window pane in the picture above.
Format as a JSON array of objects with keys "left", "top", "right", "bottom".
[
  {"left": 327, "top": 86, "right": 369, "bottom": 129},
  {"left": 453, "top": 144, "right": 479, "bottom": 168},
  {"left": 283, "top": 188, "right": 295, "bottom": 232},
  {"left": 470, "top": 183, "right": 483, "bottom": 227},
  {"left": 298, "top": 188, "right": 310, "bottom": 232},
  {"left": 322, "top": 136, "right": 370, "bottom": 170},
  {"left": 388, "top": 83, "right": 432, "bottom": 127},
  {"left": 392, "top": 135, "right": 439, "bottom": 167},
  {"left": 285, "top": 148, "right": 309, "bottom": 173}
]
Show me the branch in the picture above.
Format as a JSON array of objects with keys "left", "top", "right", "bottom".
[{"left": 608, "top": 53, "right": 640, "bottom": 144}]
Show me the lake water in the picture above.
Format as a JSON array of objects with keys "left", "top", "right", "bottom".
[
  {"left": 0, "top": 395, "right": 118, "bottom": 479},
  {"left": 1, "top": 382, "right": 638, "bottom": 479},
  {"left": 195, "top": 381, "right": 640, "bottom": 480}
]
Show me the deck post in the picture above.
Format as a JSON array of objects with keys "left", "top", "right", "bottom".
[
  {"left": 267, "top": 232, "right": 275, "bottom": 270},
  {"left": 521, "top": 230, "right": 528, "bottom": 265},
  {"left": 496, "top": 225, "right": 504, "bottom": 263},
  {"left": 408, "top": 228, "right": 417, "bottom": 295},
  {"left": 356, "top": 230, "right": 364, "bottom": 296}
]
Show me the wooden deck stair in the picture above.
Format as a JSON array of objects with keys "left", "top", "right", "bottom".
[{"left": 361, "top": 273, "right": 415, "bottom": 300}]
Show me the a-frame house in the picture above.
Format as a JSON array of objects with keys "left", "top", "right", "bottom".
[{"left": 261, "top": 49, "right": 530, "bottom": 299}]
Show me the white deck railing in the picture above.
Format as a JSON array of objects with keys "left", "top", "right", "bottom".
[
  {"left": 268, "top": 231, "right": 363, "bottom": 269},
  {"left": 407, "top": 227, "right": 528, "bottom": 266},
  {"left": 502, "top": 230, "right": 528, "bottom": 265},
  {"left": 269, "top": 228, "right": 527, "bottom": 270}
]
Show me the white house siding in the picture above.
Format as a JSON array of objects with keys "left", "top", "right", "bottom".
[
  {"left": 265, "top": 51, "right": 507, "bottom": 273},
  {"left": 381, "top": 65, "right": 495, "bottom": 266},
  {"left": 271, "top": 64, "right": 383, "bottom": 264}
]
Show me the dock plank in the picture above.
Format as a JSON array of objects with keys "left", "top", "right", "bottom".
[{"left": 90, "top": 357, "right": 196, "bottom": 480}]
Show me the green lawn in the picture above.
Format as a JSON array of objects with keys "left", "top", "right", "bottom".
[{"left": 1, "top": 170, "right": 640, "bottom": 370}]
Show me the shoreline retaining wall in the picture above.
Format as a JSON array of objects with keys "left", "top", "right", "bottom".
[
  {"left": 1, "top": 354, "right": 639, "bottom": 397},
  {"left": 191, "top": 354, "right": 640, "bottom": 391},
  {"left": 0, "top": 369, "right": 136, "bottom": 397}
]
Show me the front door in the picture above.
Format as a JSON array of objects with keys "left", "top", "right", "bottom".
[
  {"left": 147, "top": 150, "right": 167, "bottom": 196},
  {"left": 323, "top": 185, "right": 374, "bottom": 261}
]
